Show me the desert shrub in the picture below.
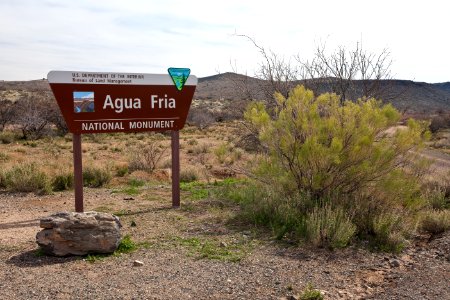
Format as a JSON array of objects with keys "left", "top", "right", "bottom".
[
  {"left": 129, "top": 141, "right": 166, "bottom": 173},
  {"left": 234, "top": 85, "right": 429, "bottom": 249},
  {"left": 187, "top": 107, "right": 215, "bottom": 129},
  {"left": 0, "top": 152, "right": 9, "bottom": 162},
  {"left": 423, "top": 186, "right": 449, "bottom": 210},
  {"left": 14, "top": 95, "right": 53, "bottom": 140},
  {"left": 0, "top": 131, "right": 15, "bottom": 144},
  {"left": 115, "top": 165, "right": 129, "bottom": 177},
  {"left": 3, "top": 162, "right": 51, "bottom": 194},
  {"left": 180, "top": 167, "right": 199, "bottom": 183},
  {"left": 83, "top": 167, "right": 112, "bottom": 187},
  {"left": 0, "top": 171, "right": 5, "bottom": 188},
  {"left": 371, "top": 212, "right": 411, "bottom": 252},
  {"left": 187, "top": 139, "right": 198, "bottom": 146},
  {"left": 420, "top": 210, "right": 450, "bottom": 235},
  {"left": 115, "top": 235, "right": 138, "bottom": 254},
  {"left": 52, "top": 172, "right": 74, "bottom": 191},
  {"left": 214, "top": 143, "right": 229, "bottom": 164},
  {"left": 305, "top": 204, "right": 356, "bottom": 249},
  {"left": 190, "top": 143, "right": 210, "bottom": 155},
  {"left": 0, "top": 99, "right": 14, "bottom": 131},
  {"left": 300, "top": 283, "right": 324, "bottom": 300},
  {"left": 245, "top": 85, "right": 429, "bottom": 199},
  {"left": 214, "top": 143, "right": 242, "bottom": 165},
  {"left": 429, "top": 114, "right": 450, "bottom": 133}
]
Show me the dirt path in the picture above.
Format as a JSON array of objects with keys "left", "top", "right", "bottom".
[{"left": 0, "top": 188, "right": 449, "bottom": 299}]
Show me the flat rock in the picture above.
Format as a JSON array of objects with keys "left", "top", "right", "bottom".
[
  {"left": 133, "top": 260, "right": 144, "bottom": 267},
  {"left": 36, "top": 211, "right": 122, "bottom": 256}
]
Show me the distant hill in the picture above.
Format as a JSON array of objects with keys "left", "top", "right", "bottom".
[
  {"left": 194, "top": 73, "right": 450, "bottom": 116},
  {"left": 1, "top": 74, "right": 449, "bottom": 117}
]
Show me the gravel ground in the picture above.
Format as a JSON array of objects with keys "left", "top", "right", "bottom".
[{"left": 0, "top": 188, "right": 449, "bottom": 299}]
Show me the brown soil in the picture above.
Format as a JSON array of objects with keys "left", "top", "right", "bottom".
[{"left": 0, "top": 186, "right": 449, "bottom": 300}]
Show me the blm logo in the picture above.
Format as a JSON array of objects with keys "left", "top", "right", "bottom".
[{"left": 73, "top": 91, "right": 95, "bottom": 113}]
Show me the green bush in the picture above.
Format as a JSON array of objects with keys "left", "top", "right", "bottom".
[
  {"left": 180, "top": 168, "right": 199, "bottom": 183},
  {"left": 245, "top": 85, "right": 429, "bottom": 199},
  {"left": 238, "top": 85, "right": 430, "bottom": 248},
  {"left": 83, "top": 167, "right": 112, "bottom": 187},
  {"left": 115, "top": 235, "right": 137, "bottom": 254},
  {"left": 300, "top": 283, "right": 324, "bottom": 300},
  {"left": 424, "top": 187, "right": 449, "bottom": 210},
  {"left": 52, "top": 172, "right": 74, "bottom": 191},
  {"left": 305, "top": 204, "right": 356, "bottom": 249},
  {"left": 0, "top": 152, "right": 9, "bottom": 162},
  {"left": 0, "top": 131, "right": 15, "bottom": 144},
  {"left": 115, "top": 165, "right": 129, "bottom": 177},
  {"left": 3, "top": 163, "right": 51, "bottom": 194},
  {"left": 421, "top": 210, "right": 450, "bottom": 235},
  {"left": 371, "top": 212, "right": 409, "bottom": 252}
]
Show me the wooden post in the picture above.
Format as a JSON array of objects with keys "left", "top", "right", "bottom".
[
  {"left": 171, "top": 130, "right": 180, "bottom": 208},
  {"left": 73, "top": 133, "right": 84, "bottom": 212}
]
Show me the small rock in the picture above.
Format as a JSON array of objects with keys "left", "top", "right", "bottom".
[
  {"left": 133, "top": 260, "right": 144, "bottom": 267},
  {"left": 389, "top": 259, "right": 401, "bottom": 268},
  {"left": 220, "top": 241, "right": 228, "bottom": 248},
  {"left": 130, "top": 220, "right": 137, "bottom": 227},
  {"left": 123, "top": 197, "right": 134, "bottom": 201}
]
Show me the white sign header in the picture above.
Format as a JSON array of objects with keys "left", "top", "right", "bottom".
[{"left": 47, "top": 71, "right": 198, "bottom": 86}]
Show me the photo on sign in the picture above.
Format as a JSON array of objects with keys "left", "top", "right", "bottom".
[{"left": 73, "top": 91, "right": 95, "bottom": 113}]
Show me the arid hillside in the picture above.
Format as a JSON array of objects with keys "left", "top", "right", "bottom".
[
  {"left": 193, "top": 73, "right": 450, "bottom": 116},
  {"left": 1, "top": 74, "right": 449, "bottom": 116}
]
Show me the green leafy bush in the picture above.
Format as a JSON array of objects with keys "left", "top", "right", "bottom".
[
  {"left": 115, "top": 235, "right": 137, "bottom": 254},
  {"left": 115, "top": 165, "right": 128, "bottom": 177},
  {"left": 371, "top": 212, "right": 410, "bottom": 252},
  {"left": 236, "top": 85, "right": 430, "bottom": 249},
  {"left": 0, "top": 152, "right": 9, "bottom": 162},
  {"left": 180, "top": 167, "right": 199, "bottom": 183},
  {"left": 305, "top": 204, "right": 356, "bottom": 249},
  {"left": 300, "top": 283, "right": 324, "bottom": 300},
  {"left": 52, "top": 172, "right": 74, "bottom": 191},
  {"left": 83, "top": 167, "right": 112, "bottom": 187},
  {"left": 245, "top": 85, "right": 429, "bottom": 199},
  {"left": 421, "top": 210, "right": 450, "bottom": 235},
  {"left": 424, "top": 186, "right": 449, "bottom": 210},
  {"left": 0, "top": 131, "right": 15, "bottom": 144},
  {"left": 3, "top": 162, "right": 51, "bottom": 194}
]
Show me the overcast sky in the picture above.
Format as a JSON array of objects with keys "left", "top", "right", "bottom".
[{"left": 0, "top": 0, "right": 449, "bottom": 82}]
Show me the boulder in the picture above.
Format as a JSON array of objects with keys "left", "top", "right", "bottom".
[{"left": 36, "top": 211, "right": 122, "bottom": 256}]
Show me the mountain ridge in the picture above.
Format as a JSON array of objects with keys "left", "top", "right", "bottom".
[{"left": 0, "top": 73, "right": 449, "bottom": 115}]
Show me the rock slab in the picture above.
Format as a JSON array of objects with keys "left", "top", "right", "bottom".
[{"left": 36, "top": 211, "right": 122, "bottom": 256}]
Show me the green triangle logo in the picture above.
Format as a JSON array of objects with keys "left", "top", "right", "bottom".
[{"left": 168, "top": 67, "right": 191, "bottom": 91}]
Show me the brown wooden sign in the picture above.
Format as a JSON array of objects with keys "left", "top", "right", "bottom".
[{"left": 48, "top": 71, "right": 197, "bottom": 134}]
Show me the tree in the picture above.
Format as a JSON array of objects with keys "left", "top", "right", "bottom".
[
  {"left": 233, "top": 34, "right": 298, "bottom": 104},
  {"left": 14, "top": 93, "right": 52, "bottom": 140},
  {"left": 298, "top": 43, "right": 395, "bottom": 103},
  {"left": 235, "top": 35, "right": 397, "bottom": 105}
]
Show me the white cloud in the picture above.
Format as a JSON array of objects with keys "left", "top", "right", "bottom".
[{"left": 0, "top": 0, "right": 449, "bottom": 82}]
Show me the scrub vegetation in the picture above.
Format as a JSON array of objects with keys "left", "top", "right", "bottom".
[
  {"left": 0, "top": 91, "right": 448, "bottom": 252},
  {"left": 0, "top": 84, "right": 449, "bottom": 300}
]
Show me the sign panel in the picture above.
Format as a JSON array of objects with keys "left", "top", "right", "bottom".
[{"left": 48, "top": 70, "right": 197, "bottom": 134}]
